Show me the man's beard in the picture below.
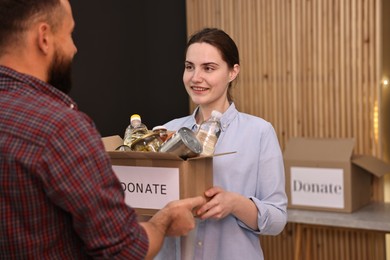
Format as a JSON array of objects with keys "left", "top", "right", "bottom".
[{"left": 47, "top": 49, "right": 73, "bottom": 94}]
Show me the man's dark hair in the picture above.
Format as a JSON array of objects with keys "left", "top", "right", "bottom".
[{"left": 0, "top": 0, "right": 62, "bottom": 55}]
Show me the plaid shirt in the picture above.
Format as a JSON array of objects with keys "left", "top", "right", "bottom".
[{"left": 0, "top": 66, "right": 148, "bottom": 259}]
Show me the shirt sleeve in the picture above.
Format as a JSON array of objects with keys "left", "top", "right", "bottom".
[
  {"left": 237, "top": 123, "right": 288, "bottom": 235},
  {"left": 39, "top": 110, "right": 149, "bottom": 259}
]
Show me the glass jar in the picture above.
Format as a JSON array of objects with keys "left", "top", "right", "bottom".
[
  {"left": 131, "top": 132, "right": 163, "bottom": 152},
  {"left": 152, "top": 125, "right": 168, "bottom": 142}
]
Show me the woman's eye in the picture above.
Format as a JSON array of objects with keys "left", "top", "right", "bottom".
[{"left": 185, "top": 64, "right": 193, "bottom": 70}]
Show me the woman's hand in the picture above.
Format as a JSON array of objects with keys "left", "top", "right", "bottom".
[
  {"left": 196, "top": 186, "right": 239, "bottom": 220},
  {"left": 196, "top": 186, "right": 259, "bottom": 230}
]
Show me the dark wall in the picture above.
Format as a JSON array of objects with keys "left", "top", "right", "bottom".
[{"left": 70, "top": 1, "right": 189, "bottom": 138}]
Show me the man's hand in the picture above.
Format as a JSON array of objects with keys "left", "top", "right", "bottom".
[
  {"left": 141, "top": 196, "right": 206, "bottom": 258},
  {"left": 165, "top": 196, "right": 207, "bottom": 236}
]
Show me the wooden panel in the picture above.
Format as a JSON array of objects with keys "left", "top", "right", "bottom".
[
  {"left": 185, "top": 0, "right": 386, "bottom": 259},
  {"left": 185, "top": 0, "right": 381, "bottom": 157}
]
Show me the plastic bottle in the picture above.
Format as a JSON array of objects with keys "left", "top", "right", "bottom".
[
  {"left": 123, "top": 114, "right": 149, "bottom": 146},
  {"left": 195, "top": 110, "right": 222, "bottom": 156}
]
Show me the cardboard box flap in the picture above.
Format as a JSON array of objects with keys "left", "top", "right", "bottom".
[
  {"left": 352, "top": 155, "right": 390, "bottom": 178},
  {"left": 284, "top": 137, "right": 355, "bottom": 162},
  {"left": 102, "top": 135, "right": 123, "bottom": 151},
  {"left": 188, "top": 151, "right": 237, "bottom": 161},
  {"left": 108, "top": 150, "right": 185, "bottom": 161}
]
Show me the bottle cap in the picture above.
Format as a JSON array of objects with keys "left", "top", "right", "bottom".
[
  {"left": 131, "top": 114, "right": 141, "bottom": 122},
  {"left": 211, "top": 110, "right": 222, "bottom": 119}
]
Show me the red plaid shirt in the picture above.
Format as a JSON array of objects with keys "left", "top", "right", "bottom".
[{"left": 0, "top": 66, "right": 148, "bottom": 259}]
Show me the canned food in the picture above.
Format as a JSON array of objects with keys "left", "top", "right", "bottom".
[
  {"left": 158, "top": 127, "right": 202, "bottom": 159},
  {"left": 131, "top": 132, "right": 163, "bottom": 152}
]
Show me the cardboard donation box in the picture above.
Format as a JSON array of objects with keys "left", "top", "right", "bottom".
[
  {"left": 284, "top": 138, "right": 390, "bottom": 213},
  {"left": 102, "top": 135, "right": 213, "bottom": 216}
]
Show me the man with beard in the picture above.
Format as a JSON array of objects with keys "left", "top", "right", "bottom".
[{"left": 0, "top": 0, "right": 205, "bottom": 259}]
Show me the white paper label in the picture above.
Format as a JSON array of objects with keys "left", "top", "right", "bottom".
[
  {"left": 290, "top": 166, "right": 344, "bottom": 208},
  {"left": 112, "top": 165, "right": 180, "bottom": 209}
]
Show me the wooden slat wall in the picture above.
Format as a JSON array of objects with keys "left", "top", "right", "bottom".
[
  {"left": 185, "top": 0, "right": 386, "bottom": 259},
  {"left": 186, "top": 0, "right": 381, "bottom": 156}
]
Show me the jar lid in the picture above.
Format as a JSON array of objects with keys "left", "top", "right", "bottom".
[{"left": 152, "top": 125, "right": 167, "bottom": 132}]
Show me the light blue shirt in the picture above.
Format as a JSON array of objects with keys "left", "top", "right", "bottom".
[{"left": 157, "top": 103, "right": 287, "bottom": 260}]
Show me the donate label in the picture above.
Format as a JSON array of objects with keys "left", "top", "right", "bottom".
[
  {"left": 290, "top": 166, "right": 344, "bottom": 208},
  {"left": 112, "top": 165, "right": 180, "bottom": 209}
]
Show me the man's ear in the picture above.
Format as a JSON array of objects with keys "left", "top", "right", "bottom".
[{"left": 37, "top": 23, "right": 51, "bottom": 55}]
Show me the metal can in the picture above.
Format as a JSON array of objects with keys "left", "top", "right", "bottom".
[{"left": 158, "top": 127, "right": 202, "bottom": 159}]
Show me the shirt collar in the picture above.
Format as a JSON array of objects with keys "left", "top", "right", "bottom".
[{"left": 190, "top": 103, "right": 239, "bottom": 132}]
